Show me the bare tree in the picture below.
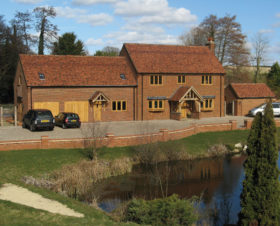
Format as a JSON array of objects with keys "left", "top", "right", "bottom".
[
  {"left": 179, "top": 27, "right": 207, "bottom": 46},
  {"left": 82, "top": 122, "right": 108, "bottom": 160},
  {"left": 251, "top": 33, "right": 269, "bottom": 82},
  {"left": 11, "top": 11, "right": 33, "bottom": 53},
  {"left": 33, "top": 6, "right": 58, "bottom": 55},
  {"left": 180, "top": 14, "right": 250, "bottom": 66},
  {"left": 94, "top": 46, "right": 120, "bottom": 56}
]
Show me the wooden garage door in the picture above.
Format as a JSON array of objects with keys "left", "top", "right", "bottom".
[
  {"left": 33, "top": 102, "right": 59, "bottom": 117},
  {"left": 64, "top": 101, "right": 88, "bottom": 122}
]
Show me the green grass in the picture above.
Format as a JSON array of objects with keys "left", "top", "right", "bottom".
[
  {"left": 96, "top": 129, "right": 252, "bottom": 160},
  {"left": 0, "top": 149, "right": 136, "bottom": 225},
  {"left": 0, "top": 128, "right": 279, "bottom": 225}
]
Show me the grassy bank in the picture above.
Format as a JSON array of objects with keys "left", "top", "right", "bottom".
[
  {"left": 1, "top": 128, "right": 278, "bottom": 225},
  {"left": 96, "top": 129, "right": 251, "bottom": 160}
]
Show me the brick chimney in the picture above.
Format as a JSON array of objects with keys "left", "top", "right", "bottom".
[{"left": 206, "top": 37, "right": 215, "bottom": 54}]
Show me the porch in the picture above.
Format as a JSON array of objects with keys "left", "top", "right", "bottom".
[{"left": 169, "top": 86, "right": 203, "bottom": 121}]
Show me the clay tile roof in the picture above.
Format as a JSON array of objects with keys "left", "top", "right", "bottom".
[
  {"left": 123, "top": 43, "right": 225, "bottom": 74},
  {"left": 230, "top": 83, "right": 275, "bottom": 98},
  {"left": 169, "top": 86, "right": 191, "bottom": 101},
  {"left": 19, "top": 54, "right": 137, "bottom": 87}
]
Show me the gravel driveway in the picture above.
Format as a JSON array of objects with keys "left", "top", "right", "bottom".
[{"left": 0, "top": 116, "right": 250, "bottom": 141}]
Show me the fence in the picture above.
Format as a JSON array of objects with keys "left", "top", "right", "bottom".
[{"left": 0, "top": 105, "right": 17, "bottom": 126}]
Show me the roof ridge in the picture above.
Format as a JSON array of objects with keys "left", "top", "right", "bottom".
[
  {"left": 20, "top": 54, "right": 125, "bottom": 59},
  {"left": 124, "top": 43, "right": 208, "bottom": 48}
]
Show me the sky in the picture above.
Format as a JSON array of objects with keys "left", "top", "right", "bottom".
[{"left": 1, "top": 0, "right": 280, "bottom": 65}]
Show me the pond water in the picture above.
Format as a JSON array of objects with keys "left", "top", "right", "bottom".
[{"left": 96, "top": 154, "right": 249, "bottom": 225}]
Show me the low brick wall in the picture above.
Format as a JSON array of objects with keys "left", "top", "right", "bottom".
[{"left": 1, "top": 119, "right": 279, "bottom": 151}]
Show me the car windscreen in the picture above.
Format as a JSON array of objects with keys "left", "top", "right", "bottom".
[
  {"left": 36, "top": 111, "right": 53, "bottom": 119},
  {"left": 254, "top": 103, "right": 266, "bottom": 109},
  {"left": 66, "top": 113, "right": 79, "bottom": 119}
]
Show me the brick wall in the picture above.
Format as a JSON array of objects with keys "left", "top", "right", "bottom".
[
  {"left": 31, "top": 86, "right": 135, "bottom": 122},
  {"left": 1, "top": 119, "right": 266, "bottom": 151},
  {"left": 225, "top": 85, "right": 272, "bottom": 116},
  {"left": 238, "top": 99, "right": 270, "bottom": 116},
  {"left": 138, "top": 74, "right": 224, "bottom": 120},
  {"left": 14, "top": 63, "right": 29, "bottom": 121}
]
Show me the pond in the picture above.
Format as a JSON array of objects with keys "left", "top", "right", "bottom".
[{"left": 96, "top": 154, "right": 247, "bottom": 225}]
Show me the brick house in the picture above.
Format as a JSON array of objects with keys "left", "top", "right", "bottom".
[
  {"left": 14, "top": 43, "right": 225, "bottom": 122},
  {"left": 225, "top": 83, "right": 275, "bottom": 116}
]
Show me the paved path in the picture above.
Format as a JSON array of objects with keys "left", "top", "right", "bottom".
[
  {"left": 0, "top": 116, "right": 250, "bottom": 141},
  {"left": 0, "top": 183, "right": 84, "bottom": 217}
]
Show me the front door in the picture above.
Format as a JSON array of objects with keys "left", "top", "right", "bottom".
[
  {"left": 93, "top": 103, "right": 102, "bottom": 121},
  {"left": 181, "top": 102, "right": 188, "bottom": 118}
]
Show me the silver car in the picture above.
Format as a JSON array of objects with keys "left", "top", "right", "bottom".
[{"left": 249, "top": 102, "right": 280, "bottom": 116}]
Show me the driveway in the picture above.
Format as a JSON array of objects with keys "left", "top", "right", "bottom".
[{"left": 0, "top": 116, "right": 250, "bottom": 141}]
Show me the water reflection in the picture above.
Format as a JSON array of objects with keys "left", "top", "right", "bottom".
[{"left": 97, "top": 154, "right": 246, "bottom": 218}]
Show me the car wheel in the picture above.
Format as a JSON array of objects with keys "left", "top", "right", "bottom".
[
  {"left": 22, "top": 121, "right": 26, "bottom": 128},
  {"left": 30, "top": 124, "right": 36, "bottom": 132},
  {"left": 49, "top": 126, "right": 54, "bottom": 131},
  {"left": 62, "top": 123, "right": 66, "bottom": 129}
]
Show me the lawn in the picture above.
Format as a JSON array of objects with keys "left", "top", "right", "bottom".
[
  {"left": 0, "top": 148, "right": 136, "bottom": 225},
  {"left": 0, "top": 128, "right": 279, "bottom": 225}
]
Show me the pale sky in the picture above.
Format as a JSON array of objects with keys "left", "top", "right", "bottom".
[{"left": 1, "top": 0, "right": 280, "bottom": 65}]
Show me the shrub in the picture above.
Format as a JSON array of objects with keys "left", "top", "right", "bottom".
[{"left": 124, "top": 194, "right": 198, "bottom": 225}]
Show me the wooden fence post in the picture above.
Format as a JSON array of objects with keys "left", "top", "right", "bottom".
[
  {"left": 0, "top": 106, "right": 3, "bottom": 126},
  {"left": 14, "top": 105, "right": 17, "bottom": 126}
]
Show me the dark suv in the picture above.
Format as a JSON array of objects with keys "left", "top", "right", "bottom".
[
  {"left": 55, "top": 112, "right": 81, "bottom": 129},
  {"left": 22, "top": 109, "right": 55, "bottom": 131}
]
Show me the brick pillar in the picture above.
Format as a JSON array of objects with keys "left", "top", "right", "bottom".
[
  {"left": 41, "top": 136, "right": 49, "bottom": 149},
  {"left": 229, "top": 120, "right": 237, "bottom": 130},
  {"left": 244, "top": 119, "right": 253, "bottom": 129},
  {"left": 160, "top": 129, "right": 169, "bottom": 142},
  {"left": 105, "top": 133, "right": 115, "bottom": 147}
]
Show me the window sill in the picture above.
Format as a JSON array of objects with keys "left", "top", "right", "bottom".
[
  {"left": 201, "top": 109, "right": 214, "bottom": 112},
  {"left": 149, "top": 109, "right": 164, "bottom": 112}
]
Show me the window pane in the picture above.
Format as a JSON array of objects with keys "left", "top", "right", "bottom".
[
  {"left": 209, "top": 76, "right": 212, "bottom": 84},
  {"left": 178, "top": 76, "right": 181, "bottom": 83},
  {"left": 150, "top": 76, "right": 153, "bottom": 84},
  {"left": 206, "top": 76, "right": 209, "bottom": 84},
  {"left": 154, "top": 100, "right": 158, "bottom": 108},
  {"left": 159, "top": 76, "right": 162, "bottom": 84},
  {"left": 205, "top": 99, "right": 209, "bottom": 108},
  {"left": 202, "top": 76, "right": 204, "bottom": 84},
  {"left": 122, "top": 101, "right": 126, "bottom": 110},
  {"left": 155, "top": 76, "right": 158, "bottom": 84},
  {"left": 209, "top": 99, "right": 212, "bottom": 108},
  {"left": 201, "top": 102, "right": 203, "bottom": 109},
  {"left": 182, "top": 76, "right": 185, "bottom": 83},
  {"left": 159, "top": 100, "right": 163, "bottom": 108},
  {"left": 117, "top": 101, "right": 121, "bottom": 110},
  {"left": 149, "top": 101, "right": 153, "bottom": 109},
  {"left": 112, "top": 101, "right": 116, "bottom": 110}
]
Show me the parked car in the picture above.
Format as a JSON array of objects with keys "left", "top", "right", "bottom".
[
  {"left": 55, "top": 112, "right": 81, "bottom": 129},
  {"left": 22, "top": 109, "right": 55, "bottom": 131},
  {"left": 249, "top": 102, "right": 280, "bottom": 116}
]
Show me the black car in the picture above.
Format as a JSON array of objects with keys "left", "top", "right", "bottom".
[
  {"left": 22, "top": 109, "right": 55, "bottom": 131},
  {"left": 55, "top": 112, "right": 81, "bottom": 129}
]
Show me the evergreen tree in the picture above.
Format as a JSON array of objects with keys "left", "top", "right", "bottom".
[
  {"left": 239, "top": 100, "right": 280, "bottom": 225},
  {"left": 52, "top": 32, "right": 86, "bottom": 55},
  {"left": 267, "top": 62, "right": 280, "bottom": 90},
  {"left": 33, "top": 6, "right": 57, "bottom": 55}
]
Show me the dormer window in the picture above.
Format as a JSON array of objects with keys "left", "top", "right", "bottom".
[
  {"left": 39, "top": 73, "right": 45, "bottom": 80},
  {"left": 120, "top": 74, "right": 126, "bottom": 80}
]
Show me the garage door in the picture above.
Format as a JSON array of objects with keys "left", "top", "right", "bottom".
[
  {"left": 64, "top": 101, "right": 88, "bottom": 122},
  {"left": 33, "top": 102, "right": 59, "bottom": 117}
]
